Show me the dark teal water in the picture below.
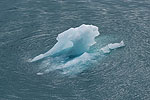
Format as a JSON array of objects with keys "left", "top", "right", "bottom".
[{"left": 0, "top": 0, "right": 150, "bottom": 100}]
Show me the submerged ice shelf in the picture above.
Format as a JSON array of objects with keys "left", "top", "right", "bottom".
[{"left": 30, "top": 24, "right": 125, "bottom": 75}]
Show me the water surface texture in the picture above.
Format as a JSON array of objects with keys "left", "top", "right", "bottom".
[{"left": 0, "top": 0, "right": 150, "bottom": 100}]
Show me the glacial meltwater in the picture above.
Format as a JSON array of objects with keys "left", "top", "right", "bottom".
[{"left": 0, "top": 0, "right": 150, "bottom": 100}]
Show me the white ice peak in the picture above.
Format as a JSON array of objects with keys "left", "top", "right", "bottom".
[{"left": 31, "top": 24, "right": 100, "bottom": 62}]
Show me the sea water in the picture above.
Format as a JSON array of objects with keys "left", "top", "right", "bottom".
[{"left": 0, "top": 0, "right": 150, "bottom": 100}]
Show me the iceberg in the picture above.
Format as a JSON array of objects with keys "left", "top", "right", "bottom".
[
  {"left": 29, "top": 24, "right": 125, "bottom": 76},
  {"left": 31, "top": 24, "right": 100, "bottom": 62},
  {"left": 100, "top": 41, "right": 125, "bottom": 53}
]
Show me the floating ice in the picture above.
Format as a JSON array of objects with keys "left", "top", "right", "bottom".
[
  {"left": 100, "top": 41, "right": 125, "bottom": 53},
  {"left": 29, "top": 24, "right": 125, "bottom": 76},
  {"left": 36, "top": 72, "right": 44, "bottom": 75},
  {"left": 31, "top": 24, "right": 100, "bottom": 62},
  {"left": 100, "top": 45, "right": 110, "bottom": 53}
]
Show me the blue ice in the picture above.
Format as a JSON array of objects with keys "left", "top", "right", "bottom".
[{"left": 29, "top": 24, "right": 125, "bottom": 75}]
